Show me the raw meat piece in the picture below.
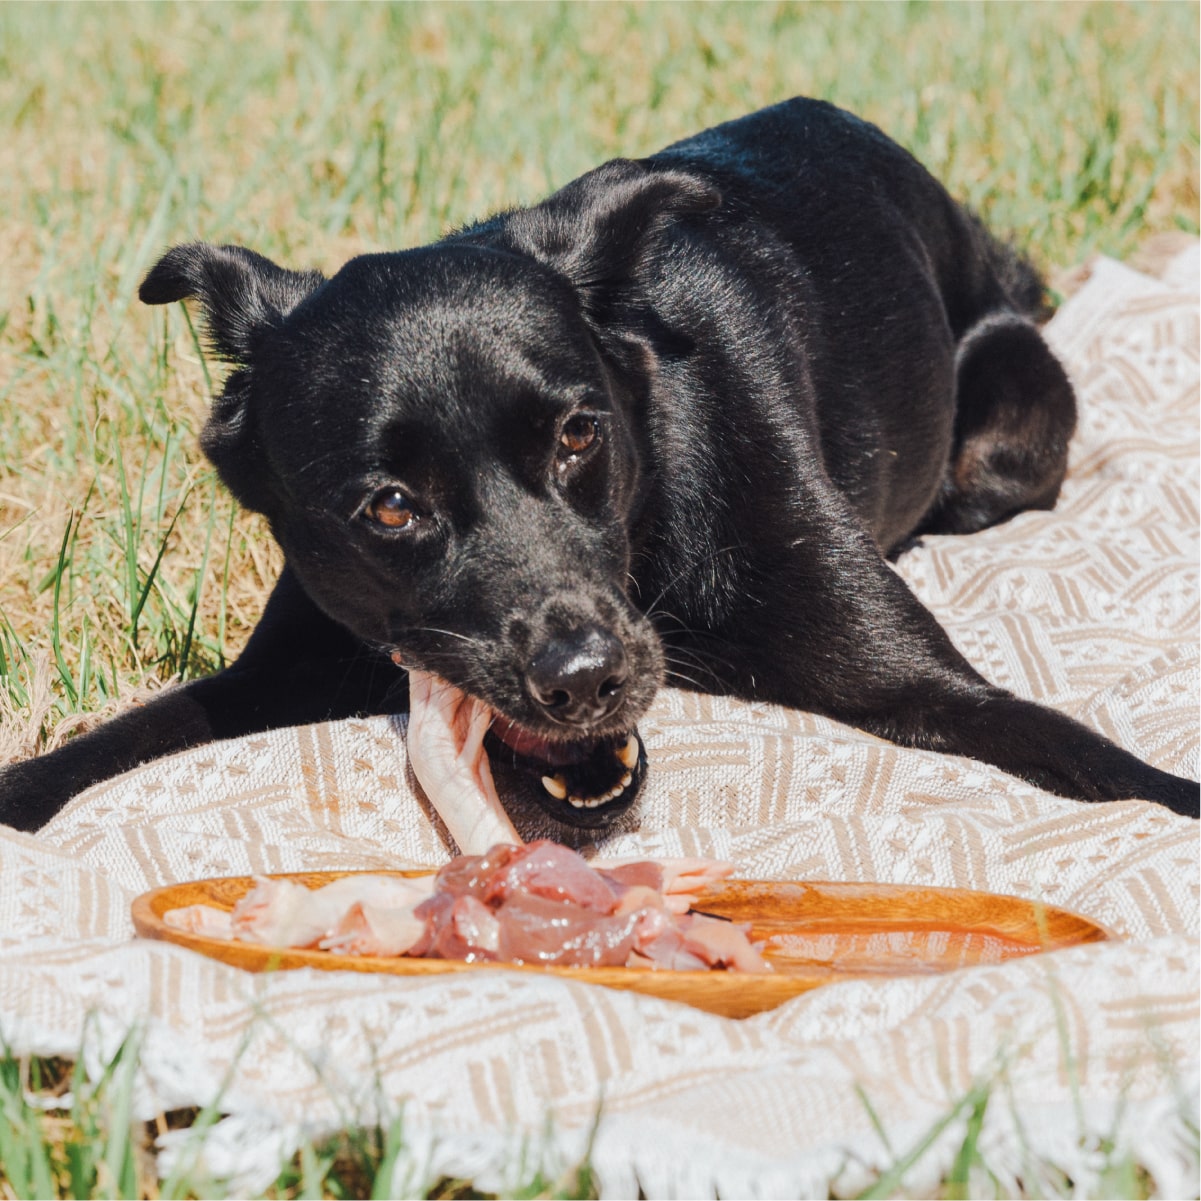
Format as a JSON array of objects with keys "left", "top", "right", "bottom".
[
  {"left": 415, "top": 841, "right": 768, "bottom": 971},
  {"left": 227, "top": 874, "right": 432, "bottom": 949},
  {"left": 319, "top": 901, "right": 427, "bottom": 957},
  {"left": 484, "top": 840, "right": 621, "bottom": 910},
  {"left": 596, "top": 855, "right": 735, "bottom": 913},
  {"left": 163, "top": 903, "right": 234, "bottom": 939},
  {"left": 433, "top": 843, "right": 522, "bottom": 900},
  {"left": 159, "top": 844, "right": 769, "bottom": 974},
  {"left": 495, "top": 892, "right": 643, "bottom": 967},
  {"left": 628, "top": 925, "right": 711, "bottom": 971},
  {"left": 613, "top": 883, "right": 670, "bottom": 916},
  {"left": 229, "top": 877, "right": 338, "bottom": 948},
  {"left": 413, "top": 883, "right": 645, "bottom": 968},
  {"left": 677, "top": 912, "right": 769, "bottom": 972},
  {"left": 410, "top": 893, "right": 502, "bottom": 961},
  {"left": 405, "top": 668, "right": 520, "bottom": 854},
  {"left": 599, "top": 861, "right": 664, "bottom": 892},
  {"left": 451, "top": 894, "right": 502, "bottom": 955}
]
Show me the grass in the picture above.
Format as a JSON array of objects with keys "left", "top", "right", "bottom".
[
  {"left": 0, "top": 2, "right": 1197, "bottom": 1196},
  {"left": 0, "top": 1037, "right": 597, "bottom": 1201},
  {"left": 3, "top": 1035, "right": 1189, "bottom": 1200},
  {"left": 0, "top": 0, "right": 1197, "bottom": 753}
]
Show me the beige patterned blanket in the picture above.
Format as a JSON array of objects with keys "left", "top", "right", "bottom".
[{"left": 1, "top": 247, "right": 1197, "bottom": 1197}]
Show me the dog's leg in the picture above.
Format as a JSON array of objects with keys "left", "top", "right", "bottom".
[
  {"left": 0, "top": 568, "right": 404, "bottom": 832},
  {"left": 684, "top": 519, "right": 1200, "bottom": 818},
  {"left": 920, "top": 314, "right": 1076, "bottom": 536}
]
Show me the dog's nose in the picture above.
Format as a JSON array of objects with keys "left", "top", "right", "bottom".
[{"left": 526, "top": 626, "right": 629, "bottom": 725}]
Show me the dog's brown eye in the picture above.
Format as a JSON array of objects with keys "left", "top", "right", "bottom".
[
  {"left": 365, "top": 489, "right": 415, "bottom": 529},
  {"left": 560, "top": 414, "right": 599, "bottom": 457}
]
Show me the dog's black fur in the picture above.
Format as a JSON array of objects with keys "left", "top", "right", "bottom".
[{"left": 2, "top": 98, "right": 1197, "bottom": 831}]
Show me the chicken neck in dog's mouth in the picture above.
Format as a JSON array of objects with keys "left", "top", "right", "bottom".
[
  {"left": 403, "top": 666, "right": 648, "bottom": 841},
  {"left": 484, "top": 716, "right": 647, "bottom": 827}
]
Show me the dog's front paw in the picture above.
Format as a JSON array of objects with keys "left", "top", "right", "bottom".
[
  {"left": 1137, "top": 766, "right": 1201, "bottom": 820},
  {"left": 0, "top": 731, "right": 137, "bottom": 832},
  {"left": 0, "top": 754, "right": 83, "bottom": 833}
]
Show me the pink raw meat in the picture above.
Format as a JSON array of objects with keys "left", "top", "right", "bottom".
[
  {"left": 405, "top": 668, "right": 520, "bottom": 854},
  {"left": 677, "top": 912, "right": 769, "bottom": 972},
  {"left": 629, "top": 925, "right": 711, "bottom": 971},
  {"left": 598, "top": 855, "right": 735, "bottom": 914},
  {"left": 496, "top": 892, "right": 644, "bottom": 966},
  {"left": 433, "top": 842, "right": 522, "bottom": 900},
  {"left": 320, "top": 901, "right": 427, "bottom": 956},
  {"left": 231, "top": 874, "right": 432, "bottom": 948},
  {"left": 412, "top": 841, "right": 768, "bottom": 972},
  {"left": 163, "top": 903, "right": 234, "bottom": 939},
  {"left": 159, "top": 845, "right": 768, "bottom": 974},
  {"left": 410, "top": 893, "right": 502, "bottom": 961},
  {"left": 599, "top": 861, "right": 665, "bottom": 892},
  {"left": 483, "top": 840, "right": 621, "bottom": 911}
]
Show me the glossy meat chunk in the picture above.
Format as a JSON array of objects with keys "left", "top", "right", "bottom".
[{"left": 162, "top": 842, "right": 769, "bottom": 973}]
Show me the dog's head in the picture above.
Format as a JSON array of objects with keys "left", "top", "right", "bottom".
[{"left": 141, "top": 160, "right": 719, "bottom": 828}]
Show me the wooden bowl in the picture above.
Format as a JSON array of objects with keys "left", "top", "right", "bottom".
[{"left": 131, "top": 872, "right": 1111, "bottom": 1019}]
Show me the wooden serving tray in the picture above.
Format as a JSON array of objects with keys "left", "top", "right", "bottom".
[{"left": 131, "top": 872, "right": 1111, "bottom": 1019}]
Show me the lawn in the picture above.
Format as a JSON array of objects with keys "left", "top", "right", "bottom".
[
  {"left": 0, "top": 0, "right": 1196, "bottom": 750},
  {"left": 0, "top": 2, "right": 1197, "bottom": 1196}
]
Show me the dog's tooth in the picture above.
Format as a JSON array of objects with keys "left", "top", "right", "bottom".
[
  {"left": 617, "top": 734, "right": 640, "bottom": 769},
  {"left": 542, "top": 774, "right": 568, "bottom": 800},
  {"left": 561, "top": 770, "right": 638, "bottom": 811}
]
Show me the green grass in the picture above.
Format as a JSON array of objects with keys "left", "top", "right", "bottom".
[
  {"left": 0, "top": 0, "right": 1197, "bottom": 747},
  {"left": 3, "top": 1036, "right": 1188, "bottom": 1200},
  {"left": 0, "top": 1038, "right": 598, "bottom": 1201},
  {"left": 0, "top": 2, "right": 1197, "bottom": 1195}
]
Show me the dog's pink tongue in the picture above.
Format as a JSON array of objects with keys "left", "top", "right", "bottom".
[{"left": 405, "top": 668, "right": 522, "bottom": 855}]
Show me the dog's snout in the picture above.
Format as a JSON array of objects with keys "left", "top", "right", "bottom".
[{"left": 526, "top": 625, "right": 629, "bottom": 725}]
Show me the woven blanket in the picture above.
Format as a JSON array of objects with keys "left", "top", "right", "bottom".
[{"left": 1, "top": 246, "right": 1197, "bottom": 1198}]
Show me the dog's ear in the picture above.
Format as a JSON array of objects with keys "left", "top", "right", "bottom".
[
  {"left": 141, "top": 244, "right": 322, "bottom": 516},
  {"left": 499, "top": 159, "right": 720, "bottom": 314},
  {"left": 139, "top": 243, "right": 323, "bottom": 363}
]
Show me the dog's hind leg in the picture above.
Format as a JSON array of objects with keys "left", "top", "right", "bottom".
[{"left": 919, "top": 313, "right": 1077, "bottom": 537}]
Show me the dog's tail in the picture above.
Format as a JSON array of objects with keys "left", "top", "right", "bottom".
[{"left": 965, "top": 210, "right": 1053, "bottom": 323}]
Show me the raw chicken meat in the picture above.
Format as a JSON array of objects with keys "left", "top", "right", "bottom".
[
  {"left": 161, "top": 842, "right": 769, "bottom": 973},
  {"left": 597, "top": 855, "right": 736, "bottom": 914},
  {"left": 162, "top": 903, "right": 234, "bottom": 939},
  {"left": 230, "top": 873, "right": 434, "bottom": 949},
  {"left": 405, "top": 668, "right": 520, "bottom": 854},
  {"left": 165, "top": 873, "right": 435, "bottom": 955},
  {"left": 320, "top": 900, "right": 428, "bottom": 957}
]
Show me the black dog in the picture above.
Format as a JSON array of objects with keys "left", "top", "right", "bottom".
[{"left": 2, "top": 97, "right": 1197, "bottom": 832}]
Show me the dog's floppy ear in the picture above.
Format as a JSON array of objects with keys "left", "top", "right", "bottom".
[
  {"left": 141, "top": 244, "right": 322, "bottom": 516},
  {"left": 139, "top": 243, "right": 323, "bottom": 363},
  {"left": 500, "top": 159, "right": 720, "bottom": 313}
]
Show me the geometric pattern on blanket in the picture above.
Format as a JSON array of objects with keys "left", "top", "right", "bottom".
[{"left": 1, "top": 245, "right": 1197, "bottom": 1198}]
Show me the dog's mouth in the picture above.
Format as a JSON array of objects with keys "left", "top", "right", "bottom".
[{"left": 484, "top": 716, "right": 647, "bottom": 829}]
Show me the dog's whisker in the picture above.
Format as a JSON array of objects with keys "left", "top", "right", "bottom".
[
  {"left": 662, "top": 652, "right": 729, "bottom": 689},
  {"left": 662, "top": 666, "right": 707, "bottom": 691},
  {"left": 641, "top": 544, "right": 745, "bottom": 620},
  {"left": 403, "top": 626, "right": 492, "bottom": 649}
]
